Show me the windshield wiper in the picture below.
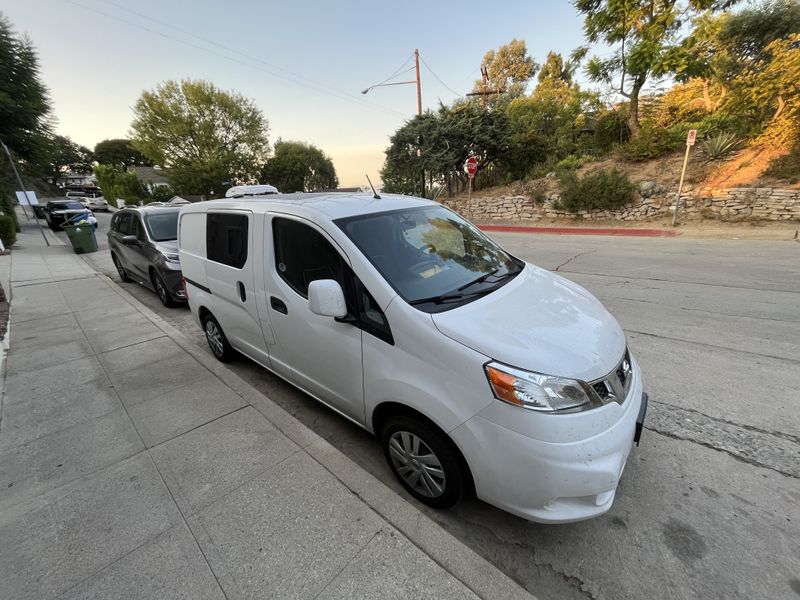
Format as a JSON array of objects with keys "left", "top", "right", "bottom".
[
  {"left": 457, "top": 268, "right": 501, "bottom": 292},
  {"left": 408, "top": 288, "right": 490, "bottom": 306}
]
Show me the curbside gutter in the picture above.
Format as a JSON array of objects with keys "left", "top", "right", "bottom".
[
  {"left": 99, "top": 272, "right": 534, "bottom": 600},
  {"left": 478, "top": 224, "right": 677, "bottom": 237}
]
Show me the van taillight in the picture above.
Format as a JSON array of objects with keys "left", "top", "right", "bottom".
[{"left": 180, "top": 276, "right": 188, "bottom": 299}]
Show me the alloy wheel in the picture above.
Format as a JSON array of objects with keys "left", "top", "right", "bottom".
[
  {"left": 205, "top": 320, "right": 224, "bottom": 357},
  {"left": 155, "top": 277, "right": 168, "bottom": 304},
  {"left": 388, "top": 431, "right": 446, "bottom": 498},
  {"left": 113, "top": 256, "right": 126, "bottom": 279}
]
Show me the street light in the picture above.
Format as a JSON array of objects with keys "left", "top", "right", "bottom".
[{"left": 361, "top": 49, "right": 422, "bottom": 115}]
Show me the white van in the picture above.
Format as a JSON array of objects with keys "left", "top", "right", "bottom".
[{"left": 178, "top": 192, "right": 647, "bottom": 523}]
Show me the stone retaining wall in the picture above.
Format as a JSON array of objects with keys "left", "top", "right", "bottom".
[{"left": 442, "top": 187, "right": 800, "bottom": 222}]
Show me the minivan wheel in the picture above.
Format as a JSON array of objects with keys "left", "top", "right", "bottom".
[
  {"left": 152, "top": 271, "right": 177, "bottom": 308},
  {"left": 112, "top": 254, "right": 131, "bottom": 282},
  {"left": 381, "top": 415, "right": 466, "bottom": 509},
  {"left": 203, "top": 314, "right": 235, "bottom": 362}
]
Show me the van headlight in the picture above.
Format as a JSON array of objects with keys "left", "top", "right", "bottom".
[{"left": 484, "top": 362, "right": 596, "bottom": 413}]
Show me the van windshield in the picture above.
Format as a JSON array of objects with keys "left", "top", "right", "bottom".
[
  {"left": 336, "top": 206, "right": 523, "bottom": 312},
  {"left": 144, "top": 211, "right": 179, "bottom": 241}
]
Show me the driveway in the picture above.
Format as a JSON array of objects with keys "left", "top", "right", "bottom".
[{"left": 73, "top": 211, "right": 800, "bottom": 600}]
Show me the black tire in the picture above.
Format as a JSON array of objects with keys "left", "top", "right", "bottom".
[
  {"left": 112, "top": 253, "right": 131, "bottom": 282},
  {"left": 203, "top": 313, "right": 235, "bottom": 362},
  {"left": 152, "top": 271, "right": 178, "bottom": 308},
  {"left": 381, "top": 415, "right": 468, "bottom": 509}
]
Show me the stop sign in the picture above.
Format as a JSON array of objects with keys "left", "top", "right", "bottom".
[{"left": 465, "top": 156, "right": 478, "bottom": 177}]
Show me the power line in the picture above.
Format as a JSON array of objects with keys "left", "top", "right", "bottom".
[
  {"left": 63, "top": 0, "right": 406, "bottom": 118},
  {"left": 369, "top": 52, "right": 416, "bottom": 88},
  {"left": 419, "top": 56, "right": 462, "bottom": 97}
]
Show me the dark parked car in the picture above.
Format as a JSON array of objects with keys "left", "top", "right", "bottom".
[
  {"left": 44, "top": 200, "right": 95, "bottom": 230},
  {"left": 108, "top": 206, "right": 185, "bottom": 307}
]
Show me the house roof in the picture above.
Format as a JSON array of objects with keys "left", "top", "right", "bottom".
[{"left": 129, "top": 166, "right": 169, "bottom": 185}]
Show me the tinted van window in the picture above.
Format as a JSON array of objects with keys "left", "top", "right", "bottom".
[
  {"left": 207, "top": 213, "right": 248, "bottom": 268},
  {"left": 273, "top": 217, "right": 348, "bottom": 297}
]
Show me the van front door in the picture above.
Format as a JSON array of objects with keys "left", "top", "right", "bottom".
[
  {"left": 206, "top": 210, "right": 270, "bottom": 367},
  {"left": 265, "top": 215, "right": 364, "bottom": 424}
]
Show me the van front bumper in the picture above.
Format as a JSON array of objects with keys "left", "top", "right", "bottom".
[{"left": 451, "top": 364, "right": 645, "bottom": 524}]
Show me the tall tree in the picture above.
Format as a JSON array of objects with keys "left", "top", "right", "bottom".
[
  {"left": 472, "top": 39, "right": 538, "bottom": 106},
  {"left": 93, "top": 138, "right": 151, "bottom": 167},
  {"left": 0, "top": 13, "right": 51, "bottom": 229},
  {"left": 261, "top": 141, "right": 338, "bottom": 192},
  {"left": 0, "top": 13, "right": 51, "bottom": 162},
  {"left": 574, "top": 0, "right": 736, "bottom": 135},
  {"left": 130, "top": 79, "right": 269, "bottom": 198},
  {"left": 42, "top": 135, "right": 93, "bottom": 185}
]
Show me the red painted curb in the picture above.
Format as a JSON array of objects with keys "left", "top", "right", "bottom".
[{"left": 478, "top": 224, "right": 677, "bottom": 238}]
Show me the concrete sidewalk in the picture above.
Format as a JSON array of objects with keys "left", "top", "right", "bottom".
[{"left": 0, "top": 221, "right": 531, "bottom": 600}]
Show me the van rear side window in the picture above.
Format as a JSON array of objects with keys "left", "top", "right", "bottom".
[{"left": 207, "top": 213, "right": 248, "bottom": 268}]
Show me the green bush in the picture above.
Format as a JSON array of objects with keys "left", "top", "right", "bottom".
[
  {"left": 616, "top": 123, "right": 683, "bottom": 162},
  {"left": 0, "top": 214, "right": 17, "bottom": 248},
  {"left": 555, "top": 168, "right": 636, "bottom": 213},
  {"left": 591, "top": 109, "right": 630, "bottom": 153},
  {"left": 555, "top": 154, "right": 582, "bottom": 172}
]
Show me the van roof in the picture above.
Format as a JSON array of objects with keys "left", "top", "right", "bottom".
[{"left": 180, "top": 192, "right": 436, "bottom": 220}]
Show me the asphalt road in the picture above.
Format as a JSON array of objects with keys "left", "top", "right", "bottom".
[{"left": 70, "top": 211, "right": 800, "bottom": 600}]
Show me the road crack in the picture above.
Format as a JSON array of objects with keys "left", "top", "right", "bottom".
[{"left": 554, "top": 250, "right": 596, "bottom": 272}]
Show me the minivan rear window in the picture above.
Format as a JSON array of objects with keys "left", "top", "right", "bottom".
[{"left": 206, "top": 213, "right": 248, "bottom": 268}]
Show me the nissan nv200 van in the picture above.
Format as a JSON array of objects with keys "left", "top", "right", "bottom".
[{"left": 178, "top": 192, "right": 647, "bottom": 523}]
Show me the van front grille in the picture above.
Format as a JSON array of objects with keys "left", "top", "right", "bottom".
[{"left": 588, "top": 349, "right": 633, "bottom": 406}]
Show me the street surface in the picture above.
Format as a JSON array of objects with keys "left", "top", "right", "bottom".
[{"left": 74, "top": 211, "right": 800, "bottom": 600}]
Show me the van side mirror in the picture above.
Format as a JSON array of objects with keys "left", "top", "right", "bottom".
[{"left": 308, "top": 279, "right": 347, "bottom": 318}]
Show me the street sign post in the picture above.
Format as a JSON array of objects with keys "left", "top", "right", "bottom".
[
  {"left": 465, "top": 157, "right": 478, "bottom": 219},
  {"left": 672, "top": 130, "right": 697, "bottom": 226}
]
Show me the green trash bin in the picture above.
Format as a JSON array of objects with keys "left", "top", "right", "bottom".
[{"left": 62, "top": 223, "right": 98, "bottom": 254}]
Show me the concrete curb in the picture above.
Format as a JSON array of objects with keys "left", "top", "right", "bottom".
[
  {"left": 96, "top": 272, "right": 534, "bottom": 600},
  {"left": 479, "top": 224, "right": 678, "bottom": 237}
]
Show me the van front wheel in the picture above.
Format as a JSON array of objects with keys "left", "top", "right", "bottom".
[
  {"left": 203, "top": 314, "right": 235, "bottom": 362},
  {"left": 381, "top": 415, "right": 467, "bottom": 509}
]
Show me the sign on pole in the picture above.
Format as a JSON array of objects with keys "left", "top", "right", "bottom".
[
  {"left": 673, "top": 131, "right": 697, "bottom": 226},
  {"left": 465, "top": 157, "right": 478, "bottom": 220},
  {"left": 465, "top": 156, "right": 478, "bottom": 178}
]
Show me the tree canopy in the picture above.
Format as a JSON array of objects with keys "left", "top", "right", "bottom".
[
  {"left": 262, "top": 140, "right": 338, "bottom": 192},
  {"left": 574, "top": 0, "right": 739, "bottom": 134},
  {"left": 93, "top": 138, "right": 151, "bottom": 167},
  {"left": 472, "top": 39, "right": 537, "bottom": 107},
  {"left": 0, "top": 13, "right": 51, "bottom": 163},
  {"left": 42, "top": 135, "right": 93, "bottom": 184},
  {"left": 130, "top": 79, "right": 270, "bottom": 198},
  {"left": 381, "top": 104, "right": 512, "bottom": 196}
]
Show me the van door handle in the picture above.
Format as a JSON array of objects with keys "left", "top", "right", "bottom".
[
  {"left": 237, "top": 281, "right": 246, "bottom": 302},
  {"left": 270, "top": 296, "right": 287, "bottom": 314}
]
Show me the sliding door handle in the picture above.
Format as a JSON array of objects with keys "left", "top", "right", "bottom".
[
  {"left": 237, "top": 281, "right": 246, "bottom": 302},
  {"left": 270, "top": 296, "right": 287, "bottom": 314}
]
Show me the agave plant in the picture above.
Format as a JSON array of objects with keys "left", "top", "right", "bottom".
[{"left": 702, "top": 132, "right": 741, "bottom": 160}]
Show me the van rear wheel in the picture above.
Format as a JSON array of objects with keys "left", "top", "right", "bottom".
[
  {"left": 203, "top": 314, "right": 235, "bottom": 362},
  {"left": 380, "top": 415, "right": 467, "bottom": 509}
]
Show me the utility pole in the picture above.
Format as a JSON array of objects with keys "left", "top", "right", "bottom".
[
  {"left": 414, "top": 48, "right": 422, "bottom": 116},
  {"left": 466, "top": 65, "right": 505, "bottom": 111}
]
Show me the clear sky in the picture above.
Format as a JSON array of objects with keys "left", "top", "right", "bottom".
[{"left": 3, "top": 0, "right": 590, "bottom": 186}]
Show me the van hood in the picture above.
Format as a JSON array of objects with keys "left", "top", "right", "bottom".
[{"left": 431, "top": 264, "right": 625, "bottom": 382}]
